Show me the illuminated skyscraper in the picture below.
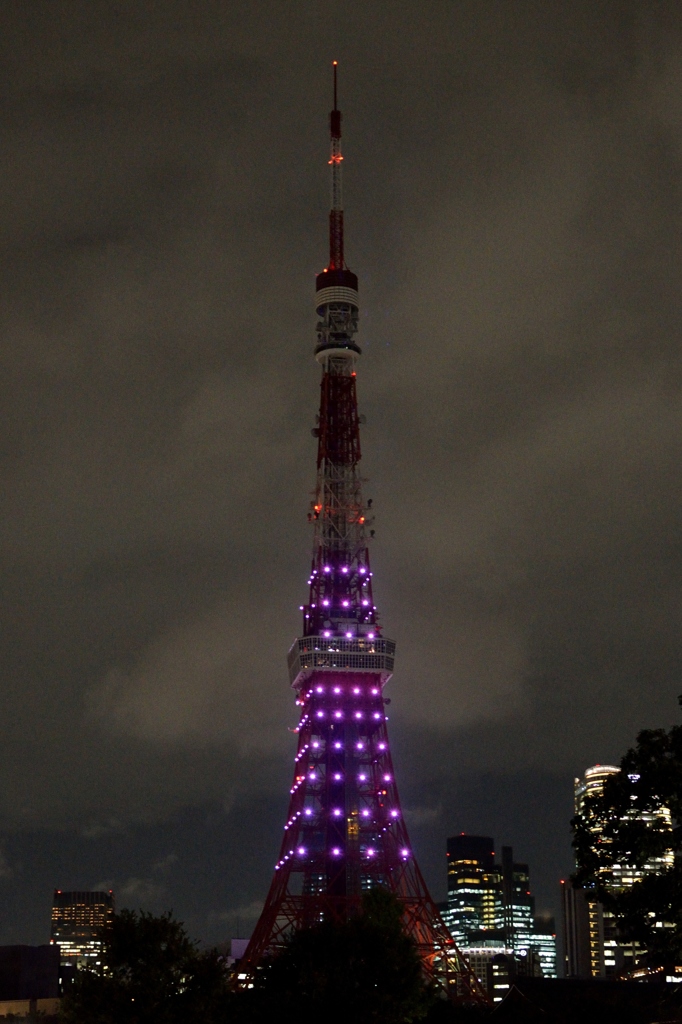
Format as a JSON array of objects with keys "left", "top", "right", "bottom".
[
  {"left": 441, "top": 835, "right": 557, "bottom": 987},
  {"left": 564, "top": 765, "right": 674, "bottom": 978},
  {"left": 497, "top": 846, "right": 534, "bottom": 949},
  {"left": 50, "top": 891, "right": 113, "bottom": 970},
  {"left": 574, "top": 765, "right": 673, "bottom": 890},
  {"left": 442, "top": 835, "right": 497, "bottom": 945}
]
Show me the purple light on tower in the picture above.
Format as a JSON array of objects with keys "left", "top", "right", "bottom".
[{"left": 238, "top": 63, "right": 486, "bottom": 1006}]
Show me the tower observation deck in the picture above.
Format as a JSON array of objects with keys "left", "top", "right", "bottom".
[{"left": 240, "top": 65, "right": 486, "bottom": 1003}]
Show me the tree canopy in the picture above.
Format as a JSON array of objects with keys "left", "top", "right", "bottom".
[
  {"left": 60, "top": 892, "right": 445, "bottom": 1024},
  {"left": 60, "top": 908, "right": 233, "bottom": 1024},
  {"left": 572, "top": 696, "right": 682, "bottom": 967},
  {"left": 245, "top": 888, "right": 438, "bottom": 1024}
]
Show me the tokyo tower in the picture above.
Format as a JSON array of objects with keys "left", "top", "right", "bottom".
[{"left": 241, "top": 65, "right": 486, "bottom": 1002}]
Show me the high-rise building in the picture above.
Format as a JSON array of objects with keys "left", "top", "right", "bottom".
[
  {"left": 443, "top": 835, "right": 497, "bottom": 945},
  {"left": 50, "top": 891, "right": 114, "bottom": 970},
  {"left": 497, "top": 846, "right": 534, "bottom": 949},
  {"left": 574, "top": 765, "right": 673, "bottom": 890},
  {"left": 560, "top": 880, "right": 591, "bottom": 978},
  {"left": 238, "top": 66, "right": 485, "bottom": 1003},
  {"left": 530, "top": 912, "right": 559, "bottom": 981},
  {"left": 441, "top": 835, "right": 557, "bottom": 987},
  {"left": 563, "top": 765, "right": 674, "bottom": 978}
]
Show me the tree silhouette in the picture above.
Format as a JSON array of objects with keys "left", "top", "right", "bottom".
[
  {"left": 246, "top": 888, "right": 438, "bottom": 1024},
  {"left": 60, "top": 908, "right": 233, "bottom": 1024}
]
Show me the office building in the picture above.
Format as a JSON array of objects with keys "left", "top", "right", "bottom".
[
  {"left": 441, "top": 834, "right": 557, "bottom": 991},
  {"left": 574, "top": 765, "right": 673, "bottom": 890},
  {"left": 50, "top": 891, "right": 114, "bottom": 970},
  {"left": 530, "top": 912, "right": 559, "bottom": 980},
  {"left": 442, "top": 834, "right": 497, "bottom": 945},
  {"left": 560, "top": 880, "right": 591, "bottom": 978},
  {"left": 563, "top": 765, "right": 674, "bottom": 978}
]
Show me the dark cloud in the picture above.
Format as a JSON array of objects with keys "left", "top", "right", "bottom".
[{"left": 1, "top": 0, "right": 681, "bottom": 945}]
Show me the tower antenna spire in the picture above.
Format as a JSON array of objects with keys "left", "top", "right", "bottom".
[{"left": 328, "top": 61, "right": 343, "bottom": 270}]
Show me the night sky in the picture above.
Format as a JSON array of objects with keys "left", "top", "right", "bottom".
[{"left": 2, "top": 1, "right": 682, "bottom": 951}]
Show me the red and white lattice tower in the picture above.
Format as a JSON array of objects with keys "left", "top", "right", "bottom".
[{"left": 241, "top": 65, "right": 487, "bottom": 1004}]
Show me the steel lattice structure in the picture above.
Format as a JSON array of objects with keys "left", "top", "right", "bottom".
[{"left": 240, "top": 65, "right": 487, "bottom": 1005}]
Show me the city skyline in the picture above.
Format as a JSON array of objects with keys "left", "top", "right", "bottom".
[
  {"left": 440, "top": 834, "right": 557, "bottom": 984},
  {"left": 1, "top": 2, "right": 681, "bottom": 950}
]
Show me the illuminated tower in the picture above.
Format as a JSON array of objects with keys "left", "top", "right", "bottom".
[{"left": 241, "top": 66, "right": 485, "bottom": 1002}]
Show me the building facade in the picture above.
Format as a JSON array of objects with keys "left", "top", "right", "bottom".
[
  {"left": 441, "top": 834, "right": 557, "bottom": 990},
  {"left": 442, "top": 835, "right": 497, "bottom": 945},
  {"left": 50, "top": 891, "right": 114, "bottom": 970},
  {"left": 563, "top": 765, "right": 674, "bottom": 978}
]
